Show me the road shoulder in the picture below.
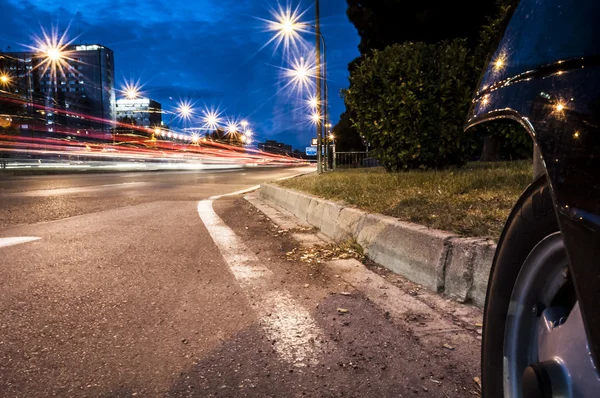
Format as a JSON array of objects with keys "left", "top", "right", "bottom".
[{"left": 209, "top": 192, "right": 483, "bottom": 397}]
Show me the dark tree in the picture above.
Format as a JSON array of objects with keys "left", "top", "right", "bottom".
[
  {"left": 332, "top": 108, "right": 365, "bottom": 152},
  {"left": 346, "top": 0, "right": 498, "bottom": 54}
]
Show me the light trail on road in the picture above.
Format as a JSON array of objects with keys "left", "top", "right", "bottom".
[{"left": 0, "top": 95, "right": 308, "bottom": 171}]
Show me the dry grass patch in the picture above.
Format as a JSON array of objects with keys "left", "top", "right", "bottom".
[{"left": 278, "top": 161, "right": 532, "bottom": 240}]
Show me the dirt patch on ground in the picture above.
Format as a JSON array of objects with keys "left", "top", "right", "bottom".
[
  {"left": 167, "top": 293, "right": 482, "bottom": 397},
  {"left": 209, "top": 196, "right": 482, "bottom": 397}
]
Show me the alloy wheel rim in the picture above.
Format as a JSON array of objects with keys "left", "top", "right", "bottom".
[{"left": 502, "top": 232, "right": 600, "bottom": 397}]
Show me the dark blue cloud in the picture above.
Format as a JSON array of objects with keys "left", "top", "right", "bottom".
[{"left": 0, "top": 0, "right": 359, "bottom": 149}]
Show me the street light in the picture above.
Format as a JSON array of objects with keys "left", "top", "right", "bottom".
[
  {"left": 263, "top": 3, "right": 309, "bottom": 53},
  {"left": 0, "top": 73, "right": 11, "bottom": 90},
  {"left": 202, "top": 108, "right": 222, "bottom": 131},
  {"left": 310, "top": 111, "right": 322, "bottom": 125},
  {"left": 119, "top": 79, "right": 143, "bottom": 101},
  {"left": 241, "top": 120, "right": 249, "bottom": 128},
  {"left": 272, "top": 0, "right": 328, "bottom": 172},
  {"left": 226, "top": 121, "right": 238, "bottom": 135},
  {"left": 33, "top": 28, "right": 75, "bottom": 137},
  {"left": 46, "top": 47, "right": 62, "bottom": 61},
  {"left": 125, "top": 86, "right": 140, "bottom": 99},
  {"left": 176, "top": 100, "right": 194, "bottom": 122},
  {"left": 33, "top": 28, "right": 72, "bottom": 77},
  {"left": 283, "top": 56, "right": 316, "bottom": 94}
]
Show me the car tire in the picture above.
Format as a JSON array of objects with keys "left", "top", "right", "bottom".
[{"left": 482, "top": 174, "right": 559, "bottom": 397}]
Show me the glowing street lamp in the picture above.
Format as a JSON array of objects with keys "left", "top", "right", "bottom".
[
  {"left": 262, "top": 3, "right": 309, "bottom": 53},
  {"left": 31, "top": 27, "right": 75, "bottom": 78},
  {"left": 120, "top": 79, "right": 143, "bottom": 100},
  {"left": 244, "top": 128, "right": 253, "bottom": 137},
  {"left": 40, "top": 44, "right": 66, "bottom": 67},
  {"left": 0, "top": 73, "right": 10, "bottom": 87},
  {"left": 203, "top": 108, "right": 222, "bottom": 131},
  {"left": 282, "top": 56, "right": 316, "bottom": 94},
  {"left": 46, "top": 47, "right": 62, "bottom": 61},
  {"left": 176, "top": 100, "right": 194, "bottom": 122},
  {"left": 226, "top": 121, "right": 239, "bottom": 135},
  {"left": 241, "top": 120, "right": 249, "bottom": 128},
  {"left": 310, "top": 111, "right": 322, "bottom": 125},
  {"left": 179, "top": 105, "right": 191, "bottom": 117},
  {"left": 126, "top": 87, "right": 139, "bottom": 99},
  {"left": 267, "top": 1, "right": 328, "bottom": 172}
]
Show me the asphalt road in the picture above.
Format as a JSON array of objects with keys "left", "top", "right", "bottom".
[
  {"left": 0, "top": 167, "right": 313, "bottom": 229},
  {"left": 0, "top": 166, "right": 481, "bottom": 397}
]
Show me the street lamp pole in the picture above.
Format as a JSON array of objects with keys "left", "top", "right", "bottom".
[
  {"left": 320, "top": 33, "right": 328, "bottom": 171},
  {"left": 271, "top": 4, "right": 328, "bottom": 171},
  {"left": 315, "top": 0, "right": 322, "bottom": 173},
  {"left": 308, "top": 18, "right": 327, "bottom": 171}
]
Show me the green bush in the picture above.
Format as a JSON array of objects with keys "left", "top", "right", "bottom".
[{"left": 344, "top": 40, "right": 476, "bottom": 170}]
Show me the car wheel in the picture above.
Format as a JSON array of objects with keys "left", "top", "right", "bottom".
[{"left": 483, "top": 174, "right": 599, "bottom": 397}]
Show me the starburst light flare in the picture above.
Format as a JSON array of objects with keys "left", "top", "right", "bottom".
[
  {"left": 260, "top": 2, "right": 310, "bottom": 54},
  {"left": 202, "top": 107, "right": 223, "bottom": 131},
  {"left": 281, "top": 56, "right": 317, "bottom": 94},
  {"left": 29, "top": 26, "right": 77, "bottom": 78}
]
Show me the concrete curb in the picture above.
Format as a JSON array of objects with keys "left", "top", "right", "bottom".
[{"left": 259, "top": 183, "right": 496, "bottom": 308}]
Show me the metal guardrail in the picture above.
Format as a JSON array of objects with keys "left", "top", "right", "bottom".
[{"left": 333, "top": 151, "right": 379, "bottom": 169}]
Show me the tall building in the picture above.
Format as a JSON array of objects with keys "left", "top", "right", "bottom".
[
  {"left": 258, "top": 140, "right": 293, "bottom": 155},
  {"left": 0, "top": 44, "right": 116, "bottom": 136},
  {"left": 70, "top": 44, "right": 116, "bottom": 127},
  {"left": 115, "top": 98, "right": 162, "bottom": 127}
]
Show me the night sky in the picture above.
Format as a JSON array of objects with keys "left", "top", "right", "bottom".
[{"left": 0, "top": 0, "right": 360, "bottom": 149}]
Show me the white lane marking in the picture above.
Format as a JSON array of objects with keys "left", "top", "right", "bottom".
[
  {"left": 197, "top": 200, "right": 271, "bottom": 283},
  {"left": 209, "top": 185, "right": 260, "bottom": 201},
  {"left": 206, "top": 167, "right": 314, "bottom": 201},
  {"left": 260, "top": 290, "right": 323, "bottom": 365},
  {"left": 197, "top": 199, "right": 323, "bottom": 366},
  {"left": 0, "top": 237, "right": 41, "bottom": 248},
  {"left": 2, "top": 182, "right": 147, "bottom": 197}
]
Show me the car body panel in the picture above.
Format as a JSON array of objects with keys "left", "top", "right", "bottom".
[{"left": 465, "top": 0, "right": 600, "bottom": 366}]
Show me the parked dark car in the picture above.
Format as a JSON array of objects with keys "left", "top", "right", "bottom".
[{"left": 465, "top": 0, "right": 600, "bottom": 396}]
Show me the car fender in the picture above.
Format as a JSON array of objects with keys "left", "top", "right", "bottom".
[{"left": 465, "top": 0, "right": 600, "bottom": 367}]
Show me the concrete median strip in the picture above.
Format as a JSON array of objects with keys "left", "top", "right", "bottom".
[{"left": 260, "top": 183, "right": 496, "bottom": 308}]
